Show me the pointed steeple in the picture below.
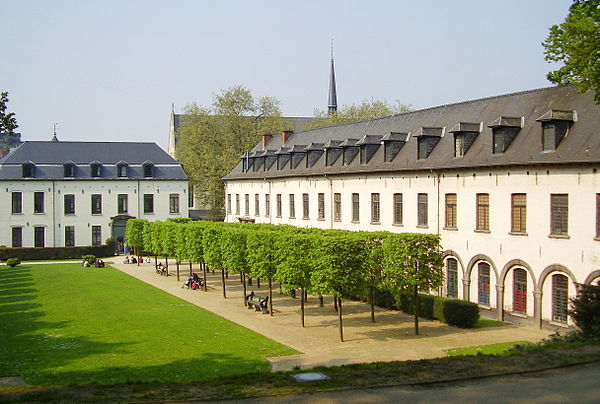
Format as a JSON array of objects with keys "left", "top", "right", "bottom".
[
  {"left": 51, "top": 123, "right": 59, "bottom": 142},
  {"left": 327, "top": 41, "right": 338, "bottom": 115}
]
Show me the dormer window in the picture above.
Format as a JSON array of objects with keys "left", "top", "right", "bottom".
[
  {"left": 382, "top": 132, "right": 409, "bottom": 162},
  {"left": 450, "top": 122, "right": 481, "bottom": 158},
  {"left": 306, "top": 143, "right": 324, "bottom": 168},
  {"left": 415, "top": 127, "right": 443, "bottom": 160},
  {"left": 265, "top": 153, "right": 277, "bottom": 170},
  {"left": 275, "top": 147, "right": 290, "bottom": 170},
  {"left": 536, "top": 110, "right": 574, "bottom": 152},
  {"left": 324, "top": 140, "right": 342, "bottom": 166},
  {"left": 357, "top": 135, "right": 382, "bottom": 164},
  {"left": 90, "top": 162, "right": 102, "bottom": 178},
  {"left": 289, "top": 145, "right": 307, "bottom": 169},
  {"left": 22, "top": 162, "right": 34, "bottom": 178},
  {"left": 253, "top": 151, "right": 266, "bottom": 171},
  {"left": 340, "top": 139, "right": 359, "bottom": 165},
  {"left": 488, "top": 116, "right": 523, "bottom": 154},
  {"left": 142, "top": 161, "right": 154, "bottom": 178},
  {"left": 63, "top": 162, "right": 76, "bottom": 177},
  {"left": 117, "top": 161, "right": 128, "bottom": 177}
]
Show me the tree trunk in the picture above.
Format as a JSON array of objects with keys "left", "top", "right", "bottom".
[
  {"left": 136, "top": 247, "right": 140, "bottom": 266},
  {"left": 370, "top": 285, "right": 375, "bottom": 322},
  {"left": 257, "top": 277, "right": 260, "bottom": 288},
  {"left": 242, "top": 272, "right": 248, "bottom": 306},
  {"left": 154, "top": 255, "right": 158, "bottom": 269},
  {"left": 414, "top": 285, "right": 419, "bottom": 335},
  {"left": 247, "top": 277, "right": 253, "bottom": 286},
  {"left": 304, "top": 289, "right": 308, "bottom": 302},
  {"left": 189, "top": 262, "right": 192, "bottom": 276},
  {"left": 334, "top": 295, "right": 338, "bottom": 312},
  {"left": 176, "top": 261, "right": 180, "bottom": 281},
  {"left": 300, "top": 288, "right": 305, "bottom": 327},
  {"left": 165, "top": 256, "right": 169, "bottom": 276},
  {"left": 269, "top": 278, "right": 273, "bottom": 316},
  {"left": 338, "top": 296, "right": 344, "bottom": 342},
  {"left": 221, "top": 268, "right": 227, "bottom": 298},
  {"left": 202, "top": 263, "right": 207, "bottom": 291}
]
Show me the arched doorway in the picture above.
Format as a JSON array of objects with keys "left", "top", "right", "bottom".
[{"left": 111, "top": 215, "right": 134, "bottom": 254}]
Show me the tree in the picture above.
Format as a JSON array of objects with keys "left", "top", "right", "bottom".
[
  {"left": 176, "top": 85, "right": 286, "bottom": 219},
  {"left": 0, "top": 92, "right": 19, "bottom": 135},
  {"left": 246, "top": 230, "right": 279, "bottom": 316},
  {"left": 125, "top": 219, "right": 148, "bottom": 263},
  {"left": 382, "top": 234, "right": 444, "bottom": 335},
  {"left": 543, "top": 0, "right": 600, "bottom": 103},
  {"left": 221, "top": 227, "right": 251, "bottom": 306},
  {"left": 202, "top": 225, "right": 227, "bottom": 298},
  {"left": 570, "top": 283, "right": 600, "bottom": 337},
  {"left": 306, "top": 99, "right": 411, "bottom": 129}
]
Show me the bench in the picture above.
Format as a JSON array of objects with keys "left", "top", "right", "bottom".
[
  {"left": 246, "top": 292, "right": 269, "bottom": 313},
  {"left": 155, "top": 265, "right": 167, "bottom": 276}
]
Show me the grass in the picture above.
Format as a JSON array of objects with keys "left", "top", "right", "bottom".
[
  {"left": 446, "top": 341, "right": 534, "bottom": 356},
  {"left": 0, "top": 264, "right": 296, "bottom": 386},
  {"left": 474, "top": 318, "right": 507, "bottom": 328}
]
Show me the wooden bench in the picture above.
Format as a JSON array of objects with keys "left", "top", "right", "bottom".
[
  {"left": 155, "top": 265, "right": 167, "bottom": 276},
  {"left": 246, "top": 292, "right": 268, "bottom": 313}
]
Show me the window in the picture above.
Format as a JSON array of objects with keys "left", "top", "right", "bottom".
[
  {"left": 478, "top": 262, "right": 490, "bottom": 306},
  {"left": 454, "top": 132, "right": 477, "bottom": 158},
  {"left": 143, "top": 162, "right": 154, "bottom": 178},
  {"left": 511, "top": 193, "right": 527, "bottom": 233},
  {"left": 445, "top": 193, "right": 457, "bottom": 229},
  {"left": 235, "top": 194, "right": 240, "bottom": 215},
  {"left": 417, "top": 193, "right": 428, "bottom": 227},
  {"left": 22, "top": 163, "right": 33, "bottom": 178},
  {"left": 91, "top": 194, "right": 102, "bottom": 214},
  {"left": 476, "top": 193, "right": 489, "bottom": 231},
  {"left": 318, "top": 193, "right": 325, "bottom": 220},
  {"left": 65, "top": 226, "right": 75, "bottom": 247},
  {"left": 302, "top": 193, "right": 309, "bottom": 219},
  {"left": 552, "top": 274, "right": 569, "bottom": 323},
  {"left": 91, "top": 225, "right": 102, "bottom": 246},
  {"left": 34, "top": 226, "right": 45, "bottom": 247},
  {"left": 513, "top": 269, "right": 527, "bottom": 314},
  {"left": 334, "top": 193, "right": 341, "bottom": 221},
  {"left": 597, "top": 194, "right": 600, "bottom": 239},
  {"left": 265, "top": 194, "right": 270, "bottom": 217},
  {"left": 64, "top": 194, "right": 75, "bottom": 215},
  {"left": 118, "top": 194, "right": 128, "bottom": 214},
  {"left": 244, "top": 194, "right": 249, "bottom": 216},
  {"left": 289, "top": 194, "right": 295, "bottom": 218},
  {"left": 12, "top": 227, "right": 22, "bottom": 248},
  {"left": 446, "top": 258, "right": 458, "bottom": 299},
  {"left": 143, "top": 194, "right": 154, "bottom": 214},
  {"left": 117, "top": 163, "right": 128, "bottom": 177},
  {"left": 11, "top": 192, "right": 22, "bottom": 214},
  {"left": 90, "top": 163, "right": 102, "bottom": 177},
  {"left": 34, "top": 192, "right": 44, "bottom": 214},
  {"left": 169, "top": 193, "right": 179, "bottom": 214},
  {"left": 550, "top": 194, "right": 568, "bottom": 236},
  {"left": 227, "top": 194, "right": 231, "bottom": 214},
  {"left": 393, "top": 193, "right": 403, "bottom": 225},
  {"left": 492, "top": 126, "right": 520, "bottom": 154},
  {"left": 542, "top": 121, "right": 570, "bottom": 152},
  {"left": 188, "top": 187, "right": 194, "bottom": 208},
  {"left": 352, "top": 193, "right": 360, "bottom": 222},
  {"left": 255, "top": 193, "right": 260, "bottom": 216},
  {"left": 63, "top": 163, "right": 75, "bottom": 177},
  {"left": 371, "top": 193, "right": 380, "bottom": 224},
  {"left": 276, "top": 194, "right": 282, "bottom": 217}
]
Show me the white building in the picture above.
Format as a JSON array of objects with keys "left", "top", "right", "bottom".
[
  {"left": 223, "top": 85, "right": 600, "bottom": 328},
  {"left": 0, "top": 140, "right": 188, "bottom": 249}
]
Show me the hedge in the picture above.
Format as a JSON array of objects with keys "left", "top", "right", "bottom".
[
  {"left": 0, "top": 244, "right": 114, "bottom": 261},
  {"left": 398, "top": 291, "right": 480, "bottom": 328}
]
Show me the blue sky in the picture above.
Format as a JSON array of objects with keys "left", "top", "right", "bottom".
[{"left": 1, "top": 0, "right": 572, "bottom": 150}]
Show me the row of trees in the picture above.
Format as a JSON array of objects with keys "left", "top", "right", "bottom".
[{"left": 125, "top": 219, "right": 443, "bottom": 341}]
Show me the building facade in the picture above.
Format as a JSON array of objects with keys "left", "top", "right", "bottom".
[
  {"left": 223, "top": 86, "right": 600, "bottom": 328},
  {"left": 0, "top": 141, "right": 188, "bottom": 249}
]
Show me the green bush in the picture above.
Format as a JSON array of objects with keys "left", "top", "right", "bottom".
[
  {"left": 570, "top": 283, "right": 600, "bottom": 337},
  {"left": 397, "top": 291, "right": 479, "bottom": 328},
  {"left": 0, "top": 245, "right": 113, "bottom": 261},
  {"left": 82, "top": 254, "right": 96, "bottom": 264},
  {"left": 6, "top": 258, "right": 20, "bottom": 267}
]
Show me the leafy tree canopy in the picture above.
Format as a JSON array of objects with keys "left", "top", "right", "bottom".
[
  {"left": 306, "top": 99, "right": 411, "bottom": 129},
  {"left": 0, "top": 92, "right": 19, "bottom": 135},
  {"left": 543, "top": 0, "right": 600, "bottom": 103},
  {"left": 176, "top": 85, "right": 286, "bottom": 219}
]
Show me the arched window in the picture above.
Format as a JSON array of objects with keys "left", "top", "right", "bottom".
[
  {"left": 552, "top": 274, "right": 569, "bottom": 323},
  {"left": 446, "top": 258, "right": 458, "bottom": 298},
  {"left": 513, "top": 269, "right": 527, "bottom": 313},
  {"left": 478, "top": 262, "right": 490, "bottom": 305}
]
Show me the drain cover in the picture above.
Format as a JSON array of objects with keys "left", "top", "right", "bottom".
[{"left": 292, "top": 372, "right": 329, "bottom": 382}]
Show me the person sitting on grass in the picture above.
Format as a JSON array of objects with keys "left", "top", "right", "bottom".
[{"left": 123, "top": 256, "right": 130, "bottom": 264}]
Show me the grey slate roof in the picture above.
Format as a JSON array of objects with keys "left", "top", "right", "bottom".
[
  {"left": 0, "top": 141, "right": 188, "bottom": 180},
  {"left": 224, "top": 85, "right": 600, "bottom": 180}
]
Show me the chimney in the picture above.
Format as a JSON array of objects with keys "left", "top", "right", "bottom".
[
  {"left": 282, "top": 130, "right": 294, "bottom": 145},
  {"left": 262, "top": 133, "right": 273, "bottom": 149}
]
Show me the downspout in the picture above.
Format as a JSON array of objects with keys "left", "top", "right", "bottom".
[
  {"left": 52, "top": 180, "right": 56, "bottom": 247},
  {"left": 325, "top": 174, "right": 333, "bottom": 229},
  {"left": 137, "top": 180, "right": 141, "bottom": 219},
  {"left": 266, "top": 178, "right": 272, "bottom": 224},
  {"left": 435, "top": 170, "right": 441, "bottom": 235}
]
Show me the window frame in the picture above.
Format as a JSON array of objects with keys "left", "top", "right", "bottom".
[
  {"left": 34, "top": 191, "right": 44, "bottom": 214},
  {"left": 445, "top": 193, "right": 457, "bottom": 229},
  {"left": 64, "top": 225, "right": 75, "bottom": 247},
  {"left": 476, "top": 193, "right": 490, "bottom": 232},
  {"left": 117, "top": 194, "right": 128, "bottom": 214},
  {"left": 276, "top": 194, "right": 282, "bottom": 218},
  {"left": 34, "top": 226, "right": 45, "bottom": 247},
  {"left": 289, "top": 194, "right": 295, "bottom": 219},
  {"left": 334, "top": 193, "right": 342, "bottom": 221},
  {"left": 550, "top": 193, "right": 569, "bottom": 237},
  {"left": 143, "top": 193, "right": 154, "bottom": 214},
  {"left": 370, "top": 193, "right": 380, "bottom": 224},
  {"left": 169, "top": 193, "right": 180, "bottom": 214},
  {"left": 511, "top": 193, "right": 527, "bottom": 234},
  {"left": 478, "top": 262, "right": 491, "bottom": 306},
  {"left": 446, "top": 258, "right": 458, "bottom": 299},
  {"left": 265, "top": 194, "right": 270, "bottom": 217},
  {"left": 91, "top": 225, "right": 102, "bottom": 246},
  {"left": 91, "top": 194, "right": 102, "bottom": 215},
  {"left": 393, "top": 193, "right": 403, "bottom": 225},
  {"left": 12, "top": 227, "right": 23, "bottom": 248},
  {"left": 318, "top": 193, "right": 325, "bottom": 220},
  {"left": 351, "top": 193, "right": 360, "bottom": 223},
  {"left": 11, "top": 191, "right": 22, "bottom": 214},
  {"left": 417, "top": 193, "right": 428, "bottom": 227},
  {"left": 302, "top": 193, "right": 309, "bottom": 219},
  {"left": 64, "top": 194, "right": 76, "bottom": 215}
]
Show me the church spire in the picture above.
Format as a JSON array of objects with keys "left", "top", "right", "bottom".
[{"left": 327, "top": 41, "right": 338, "bottom": 115}]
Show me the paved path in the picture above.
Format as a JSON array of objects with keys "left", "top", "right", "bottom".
[
  {"left": 112, "top": 260, "right": 552, "bottom": 371},
  {"left": 214, "top": 362, "right": 600, "bottom": 403}
]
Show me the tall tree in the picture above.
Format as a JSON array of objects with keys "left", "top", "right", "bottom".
[
  {"left": 543, "top": 0, "right": 600, "bottom": 103},
  {"left": 0, "top": 92, "right": 19, "bottom": 135},
  {"left": 176, "top": 85, "right": 286, "bottom": 219},
  {"left": 306, "top": 99, "right": 411, "bottom": 129}
]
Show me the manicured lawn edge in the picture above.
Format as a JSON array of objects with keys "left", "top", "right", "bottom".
[{"left": 1, "top": 342, "right": 599, "bottom": 403}]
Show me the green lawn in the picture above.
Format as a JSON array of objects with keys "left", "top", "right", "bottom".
[
  {"left": 446, "top": 341, "right": 533, "bottom": 357},
  {"left": 474, "top": 318, "right": 507, "bottom": 328},
  {"left": 0, "top": 264, "right": 296, "bottom": 386}
]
